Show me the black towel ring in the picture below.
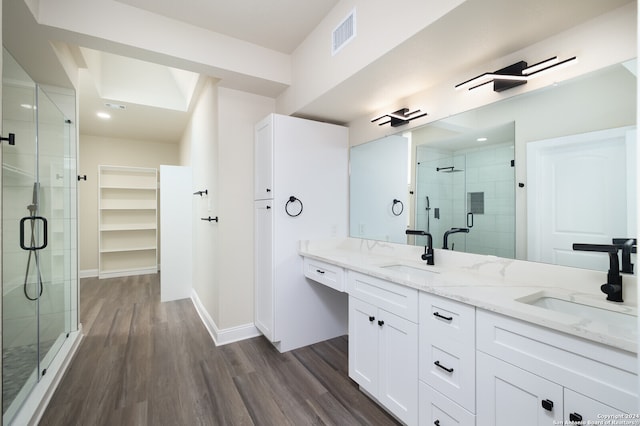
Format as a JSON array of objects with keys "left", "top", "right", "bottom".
[
  {"left": 285, "top": 196, "right": 303, "bottom": 217},
  {"left": 392, "top": 199, "right": 404, "bottom": 216}
]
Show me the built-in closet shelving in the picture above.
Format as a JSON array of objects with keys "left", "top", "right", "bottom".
[{"left": 98, "top": 165, "right": 158, "bottom": 279}]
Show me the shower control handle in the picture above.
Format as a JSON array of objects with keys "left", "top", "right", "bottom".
[{"left": 19, "top": 216, "right": 48, "bottom": 251}]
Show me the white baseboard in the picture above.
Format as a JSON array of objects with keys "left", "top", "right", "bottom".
[
  {"left": 79, "top": 269, "right": 98, "bottom": 278},
  {"left": 190, "top": 289, "right": 261, "bottom": 346}
]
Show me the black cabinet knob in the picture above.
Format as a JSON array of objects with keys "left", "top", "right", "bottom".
[
  {"left": 378, "top": 320, "right": 384, "bottom": 326},
  {"left": 434, "top": 421, "right": 440, "bottom": 426},
  {"left": 266, "top": 188, "right": 271, "bottom": 192},
  {"left": 569, "top": 413, "right": 583, "bottom": 422},
  {"left": 368, "top": 316, "right": 375, "bottom": 322},
  {"left": 541, "top": 399, "right": 554, "bottom": 411}
]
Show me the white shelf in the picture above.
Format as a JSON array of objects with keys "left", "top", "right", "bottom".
[
  {"left": 98, "top": 165, "right": 158, "bottom": 278},
  {"left": 100, "top": 224, "right": 156, "bottom": 231},
  {"left": 100, "top": 246, "right": 156, "bottom": 253}
]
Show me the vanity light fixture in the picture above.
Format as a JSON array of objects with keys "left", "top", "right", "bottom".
[
  {"left": 455, "top": 55, "right": 577, "bottom": 92},
  {"left": 371, "top": 108, "right": 427, "bottom": 127}
]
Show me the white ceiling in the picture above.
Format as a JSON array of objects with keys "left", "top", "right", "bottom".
[{"left": 6, "top": 0, "right": 633, "bottom": 143}]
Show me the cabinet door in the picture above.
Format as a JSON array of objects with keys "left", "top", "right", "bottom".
[
  {"left": 254, "top": 116, "right": 274, "bottom": 200},
  {"left": 476, "top": 352, "right": 563, "bottom": 426},
  {"left": 379, "top": 309, "right": 418, "bottom": 425},
  {"left": 254, "top": 200, "right": 275, "bottom": 340},
  {"left": 348, "top": 296, "right": 379, "bottom": 395},
  {"left": 564, "top": 389, "right": 627, "bottom": 424}
]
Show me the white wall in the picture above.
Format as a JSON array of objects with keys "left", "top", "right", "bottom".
[
  {"left": 180, "top": 80, "right": 274, "bottom": 333},
  {"left": 180, "top": 78, "right": 220, "bottom": 323},
  {"left": 347, "top": 3, "right": 637, "bottom": 147},
  {"left": 277, "top": 0, "right": 464, "bottom": 116},
  {"left": 217, "top": 87, "right": 274, "bottom": 329},
  {"left": 78, "top": 134, "right": 180, "bottom": 274}
]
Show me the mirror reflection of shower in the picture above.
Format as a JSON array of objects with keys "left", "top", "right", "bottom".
[{"left": 414, "top": 122, "right": 516, "bottom": 257}]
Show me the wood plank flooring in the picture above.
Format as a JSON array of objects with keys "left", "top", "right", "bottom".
[{"left": 40, "top": 274, "right": 400, "bottom": 425}]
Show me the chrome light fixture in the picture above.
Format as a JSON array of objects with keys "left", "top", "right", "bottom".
[
  {"left": 455, "top": 55, "right": 577, "bottom": 92},
  {"left": 371, "top": 108, "right": 427, "bottom": 127}
]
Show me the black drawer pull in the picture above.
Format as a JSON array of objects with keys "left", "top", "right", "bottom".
[
  {"left": 369, "top": 316, "right": 375, "bottom": 322},
  {"left": 434, "top": 361, "right": 454, "bottom": 373},
  {"left": 569, "top": 413, "right": 582, "bottom": 422},
  {"left": 541, "top": 399, "right": 554, "bottom": 411},
  {"left": 316, "top": 269, "right": 325, "bottom": 274},
  {"left": 378, "top": 320, "right": 384, "bottom": 326},
  {"left": 434, "top": 421, "right": 440, "bottom": 426},
  {"left": 433, "top": 311, "right": 453, "bottom": 321}
]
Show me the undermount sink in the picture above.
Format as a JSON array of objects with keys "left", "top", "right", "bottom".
[
  {"left": 381, "top": 264, "right": 439, "bottom": 278},
  {"left": 518, "top": 292, "right": 637, "bottom": 331}
]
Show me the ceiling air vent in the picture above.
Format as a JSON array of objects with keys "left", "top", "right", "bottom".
[
  {"left": 105, "top": 103, "right": 126, "bottom": 110},
  {"left": 332, "top": 8, "right": 356, "bottom": 56}
]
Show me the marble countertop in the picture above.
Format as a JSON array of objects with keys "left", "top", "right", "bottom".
[{"left": 299, "top": 238, "right": 638, "bottom": 353}]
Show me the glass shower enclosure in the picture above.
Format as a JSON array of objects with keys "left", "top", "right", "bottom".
[{"left": 2, "top": 49, "right": 78, "bottom": 423}]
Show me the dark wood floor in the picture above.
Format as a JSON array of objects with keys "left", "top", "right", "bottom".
[{"left": 40, "top": 274, "right": 399, "bottom": 425}]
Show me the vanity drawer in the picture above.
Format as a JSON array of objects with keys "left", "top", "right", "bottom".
[
  {"left": 419, "top": 381, "right": 475, "bottom": 426},
  {"left": 303, "top": 257, "right": 345, "bottom": 292},
  {"left": 476, "top": 310, "right": 638, "bottom": 414},
  {"left": 420, "top": 293, "right": 475, "bottom": 412},
  {"left": 420, "top": 293, "right": 475, "bottom": 345},
  {"left": 347, "top": 270, "right": 418, "bottom": 322}
]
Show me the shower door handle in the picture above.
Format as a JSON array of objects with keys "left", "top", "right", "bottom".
[
  {"left": 19, "top": 216, "right": 48, "bottom": 251},
  {"left": 0, "top": 133, "right": 15, "bottom": 145},
  {"left": 467, "top": 212, "right": 474, "bottom": 228}
]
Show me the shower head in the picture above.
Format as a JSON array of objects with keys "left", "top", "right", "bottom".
[{"left": 436, "top": 166, "right": 464, "bottom": 173}]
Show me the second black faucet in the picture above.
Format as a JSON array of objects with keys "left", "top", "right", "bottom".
[{"left": 406, "top": 229, "right": 434, "bottom": 265}]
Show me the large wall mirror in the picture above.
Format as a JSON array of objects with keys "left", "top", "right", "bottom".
[{"left": 350, "top": 60, "right": 637, "bottom": 272}]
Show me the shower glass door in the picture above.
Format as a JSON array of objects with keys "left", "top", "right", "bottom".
[{"left": 2, "top": 48, "right": 76, "bottom": 422}]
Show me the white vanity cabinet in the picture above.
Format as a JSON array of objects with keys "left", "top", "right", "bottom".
[
  {"left": 476, "top": 351, "right": 563, "bottom": 425},
  {"left": 253, "top": 114, "right": 349, "bottom": 352},
  {"left": 347, "top": 271, "right": 419, "bottom": 425},
  {"left": 476, "top": 310, "right": 636, "bottom": 426},
  {"left": 419, "top": 293, "right": 476, "bottom": 425},
  {"left": 254, "top": 116, "right": 274, "bottom": 200}
]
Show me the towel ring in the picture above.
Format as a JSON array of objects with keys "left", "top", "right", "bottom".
[
  {"left": 285, "top": 196, "right": 303, "bottom": 217},
  {"left": 392, "top": 199, "right": 404, "bottom": 216}
]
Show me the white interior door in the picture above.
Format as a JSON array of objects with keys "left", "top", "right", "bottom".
[
  {"left": 527, "top": 127, "right": 636, "bottom": 270},
  {"left": 160, "top": 165, "right": 193, "bottom": 302}
]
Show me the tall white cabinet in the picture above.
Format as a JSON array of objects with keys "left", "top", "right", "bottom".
[
  {"left": 98, "top": 165, "right": 158, "bottom": 279},
  {"left": 254, "top": 113, "right": 348, "bottom": 353}
]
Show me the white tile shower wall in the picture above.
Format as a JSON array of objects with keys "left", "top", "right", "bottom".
[{"left": 464, "top": 144, "right": 515, "bottom": 257}]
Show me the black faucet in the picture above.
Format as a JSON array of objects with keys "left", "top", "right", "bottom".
[
  {"left": 572, "top": 243, "right": 623, "bottom": 302},
  {"left": 443, "top": 228, "right": 469, "bottom": 250},
  {"left": 406, "top": 229, "right": 434, "bottom": 265},
  {"left": 612, "top": 238, "right": 637, "bottom": 274}
]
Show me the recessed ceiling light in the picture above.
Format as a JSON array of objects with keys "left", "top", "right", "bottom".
[
  {"left": 477, "top": 137, "right": 488, "bottom": 142},
  {"left": 97, "top": 112, "right": 111, "bottom": 119}
]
